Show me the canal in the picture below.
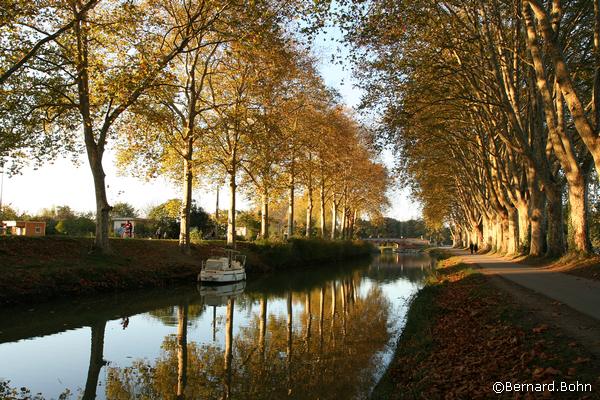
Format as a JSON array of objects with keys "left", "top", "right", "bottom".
[{"left": 0, "top": 253, "right": 434, "bottom": 399}]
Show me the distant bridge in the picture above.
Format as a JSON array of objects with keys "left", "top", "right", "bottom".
[{"left": 362, "top": 238, "right": 430, "bottom": 249}]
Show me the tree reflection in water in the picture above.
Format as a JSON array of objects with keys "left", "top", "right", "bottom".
[
  {"left": 104, "top": 274, "right": 391, "bottom": 400},
  {"left": 82, "top": 321, "right": 107, "bottom": 400}
]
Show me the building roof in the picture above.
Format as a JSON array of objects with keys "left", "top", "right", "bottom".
[{"left": 2, "top": 221, "right": 46, "bottom": 227}]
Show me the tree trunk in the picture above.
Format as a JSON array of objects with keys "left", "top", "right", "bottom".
[
  {"left": 177, "top": 304, "right": 188, "bottom": 400},
  {"left": 287, "top": 172, "right": 294, "bottom": 238},
  {"left": 451, "top": 226, "right": 458, "bottom": 248},
  {"left": 227, "top": 170, "right": 236, "bottom": 247},
  {"left": 88, "top": 152, "right": 111, "bottom": 254},
  {"left": 500, "top": 214, "right": 510, "bottom": 254},
  {"left": 529, "top": 189, "right": 545, "bottom": 256},
  {"left": 306, "top": 183, "right": 313, "bottom": 238},
  {"left": 305, "top": 293, "right": 312, "bottom": 347},
  {"left": 528, "top": 168, "right": 546, "bottom": 256},
  {"left": 495, "top": 217, "right": 504, "bottom": 252},
  {"left": 506, "top": 207, "right": 519, "bottom": 255},
  {"left": 482, "top": 216, "right": 492, "bottom": 251},
  {"left": 516, "top": 199, "right": 530, "bottom": 253},
  {"left": 465, "top": 227, "right": 471, "bottom": 249},
  {"left": 215, "top": 185, "right": 220, "bottom": 225},
  {"left": 330, "top": 198, "right": 337, "bottom": 240},
  {"left": 224, "top": 298, "right": 234, "bottom": 400},
  {"left": 319, "top": 286, "right": 325, "bottom": 350},
  {"left": 567, "top": 175, "right": 591, "bottom": 253},
  {"left": 546, "top": 184, "right": 565, "bottom": 257},
  {"left": 473, "top": 222, "right": 484, "bottom": 250},
  {"left": 286, "top": 291, "right": 293, "bottom": 395},
  {"left": 261, "top": 190, "right": 269, "bottom": 239},
  {"left": 341, "top": 206, "right": 347, "bottom": 240},
  {"left": 259, "top": 296, "right": 267, "bottom": 360},
  {"left": 319, "top": 180, "right": 326, "bottom": 238},
  {"left": 76, "top": 8, "right": 111, "bottom": 255},
  {"left": 179, "top": 157, "right": 193, "bottom": 254},
  {"left": 82, "top": 321, "right": 106, "bottom": 400}
]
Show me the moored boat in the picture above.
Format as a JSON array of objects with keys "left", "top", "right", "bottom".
[{"left": 198, "top": 249, "right": 246, "bottom": 283}]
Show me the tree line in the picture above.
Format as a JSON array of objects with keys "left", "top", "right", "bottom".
[
  {"left": 335, "top": 0, "right": 599, "bottom": 256},
  {"left": 0, "top": 201, "right": 213, "bottom": 239},
  {"left": 1, "top": 0, "right": 390, "bottom": 254}
]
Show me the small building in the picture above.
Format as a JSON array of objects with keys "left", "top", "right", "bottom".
[
  {"left": 111, "top": 217, "right": 147, "bottom": 238},
  {"left": 1, "top": 221, "right": 46, "bottom": 236}
]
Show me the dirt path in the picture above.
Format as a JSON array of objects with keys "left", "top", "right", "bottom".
[{"left": 449, "top": 248, "right": 600, "bottom": 357}]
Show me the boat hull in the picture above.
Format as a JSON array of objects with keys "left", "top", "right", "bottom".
[{"left": 199, "top": 269, "right": 246, "bottom": 283}]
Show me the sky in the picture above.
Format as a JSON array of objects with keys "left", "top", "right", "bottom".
[{"left": 0, "top": 27, "right": 421, "bottom": 221}]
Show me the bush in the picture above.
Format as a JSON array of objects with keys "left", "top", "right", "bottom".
[
  {"left": 247, "top": 238, "right": 373, "bottom": 269},
  {"left": 190, "top": 227, "right": 203, "bottom": 243},
  {"left": 55, "top": 217, "right": 95, "bottom": 237},
  {"left": 133, "top": 222, "right": 153, "bottom": 239}
]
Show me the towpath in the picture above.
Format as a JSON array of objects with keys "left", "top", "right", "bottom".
[{"left": 448, "top": 248, "right": 600, "bottom": 322}]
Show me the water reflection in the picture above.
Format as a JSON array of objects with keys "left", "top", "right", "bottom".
[
  {"left": 82, "top": 322, "right": 107, "bottom": 400},
  {"left": 0, "top": 255, "right": 432, "bottom": 400}
]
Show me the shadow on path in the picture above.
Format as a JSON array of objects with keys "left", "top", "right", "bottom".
[{"left": 450, "top": 249, "right": 600, "bottom": 321}]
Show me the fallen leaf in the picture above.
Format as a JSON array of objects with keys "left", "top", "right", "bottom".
[{"left": 573, "top": 357, "right": 590, "bottom": 365}]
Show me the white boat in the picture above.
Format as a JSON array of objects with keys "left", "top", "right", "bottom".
[{"left": 198, "top": 249, "right": 247, "bottom": 283}]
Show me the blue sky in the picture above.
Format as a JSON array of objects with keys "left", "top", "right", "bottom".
[{"left": 1, "top": 27, "right": 421, "bottom": 220}]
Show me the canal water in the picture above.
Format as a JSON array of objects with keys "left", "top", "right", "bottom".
[{"left": 0, "top": 253, "right": 434, "bottom": 400}]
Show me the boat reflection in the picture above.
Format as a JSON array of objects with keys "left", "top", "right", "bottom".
[{"left": 197, "top": 281, "right": 246, "bottom": 307}]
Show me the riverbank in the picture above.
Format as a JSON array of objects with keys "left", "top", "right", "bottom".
[
  {"left": 373, "top": 255, "right": 600, "bottom": 399},
  {"left": 0, "top": 236, "right": 372, "bottom": 306}
]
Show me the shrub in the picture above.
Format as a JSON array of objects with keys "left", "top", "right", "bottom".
[
  {"left": 247, "top": 238, "right": 373, "bottom": 269},
  {"left": 190, "top": 228, "right": 203, "bottom": 243}
]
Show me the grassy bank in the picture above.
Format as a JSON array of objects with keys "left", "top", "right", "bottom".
[
  {"left": 529, "top": 252, "right": 600, "bottom": 282},
  {"left": 0, "top": 236, "right": 372, "bottom": 306},
  {"left": 373, "top": 256, "right": 600, "bottom": 399}
]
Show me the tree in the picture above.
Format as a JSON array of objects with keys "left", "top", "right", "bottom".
[
  {"left": 203, "top": 21, "right": 292, "bottom": 246},
  {"left": 3, "top": 0, "right": 225, "bottom": 254},
  {"left": 329, "top": 0, "right": 597, "bottom": 256},
  {"left": 0, "top": 205, "right": 19, "bottom": 221},
  {"left": 110, "top": 202, "right": 138, "bottom": 218},
  {"left": 116, "top": 3, "right": 235, "bottom": 253},
  {"left": 55, "top": 216, "right": 95, "bottom": 236},
  {"left": 147, "top": 199, "right": 212, "bottom": 240}
]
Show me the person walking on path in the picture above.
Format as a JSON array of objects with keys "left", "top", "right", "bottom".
[{"left": 469, "top": 242, "right": 474, "bottom": 254}]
